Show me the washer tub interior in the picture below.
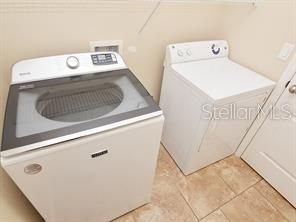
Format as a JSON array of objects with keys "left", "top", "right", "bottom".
[{"left": 36, "top": 82, "right": 124, "bottom": 122}]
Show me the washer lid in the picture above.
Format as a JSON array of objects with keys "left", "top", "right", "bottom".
[
  {"left": 172, "top": 58, "right": 275, "bottom": 101},
  {"left": 1, "top": 68, "right": 161, "bottom": 156}
]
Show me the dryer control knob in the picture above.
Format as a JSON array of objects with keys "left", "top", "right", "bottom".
[
  {"left": 186, "top": 49, "right": 192, "bottom": 56},
  {"left": 177, "top": 50, "right": 184, "bottom": 57},
  {"left": 211, "top": 44, "right": 220, "bottom": 55},
  {"left": 66, "top": 56, "right": 79, "bottom": 69}
]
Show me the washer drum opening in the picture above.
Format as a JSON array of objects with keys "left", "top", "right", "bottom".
[{"left": 36, "top": 83, "right": 124, "bottom": 122}]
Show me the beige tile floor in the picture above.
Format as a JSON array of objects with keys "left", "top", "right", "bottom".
[{"left": 114, "top": 145, "right": 296, "bottom": 222}]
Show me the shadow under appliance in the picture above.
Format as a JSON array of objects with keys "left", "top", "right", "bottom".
[
  {"left": 160, "top": 40, "right": 275, "bottom": 175},
  {"left": 1, "top": 52, "right": 164, "bottom": 221}
]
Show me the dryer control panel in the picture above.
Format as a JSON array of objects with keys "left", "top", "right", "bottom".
[{"left": 165, "top": 40, "right": 229, "bottom": 65}]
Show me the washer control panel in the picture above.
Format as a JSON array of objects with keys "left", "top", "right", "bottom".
[
  {"left": 91, "top": 53, "right": 117, "bottom": 65},
  {"left": 11, "top": 52, "right": 127, "bottom": 84}
]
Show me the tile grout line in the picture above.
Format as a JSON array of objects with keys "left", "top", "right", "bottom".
[
  {"left": 199, "top": 179, "right": 264, "bottom": 221},
  {"left": 165, "top": 152, "right": 284, "bottom": 222},
  {"left": 176, "top": 184, "right": 200, "bottom": 222},
  {"left": 209, "top": 159, "right": 239, "bottom": 195},
  {"left": 195, "top": 166, "right": 239, "bottom": 220},
  {"left": 213, "top": 167, "right": 238, "bottom": 195},
  {"left": 219, "top": 208, "right": 231, "bottom": 222},
  {"left": 194, "top": 163, "right": 260, "bottom": 220},
  {"left": 219, "top": 187, "right": 254, "bottom": 222},
  {"left": 219, "top": 179, "right": 272, "bottom": 221},
  {"left": 198, "top": 195, "right": 237, "bottom": 221},
  {"left": 171, "top": 160, "right": 263, "bottom": 221},
  {"left": 212, "top": 159, "right": 263, "bottom": 196},
  {"left": 161, "top": 146, "right": 200, "bottom": 221},
  {"left": 253, "top": 182, "right": 292, "bottom": 222}
]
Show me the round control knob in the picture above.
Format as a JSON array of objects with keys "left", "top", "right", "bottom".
[
  {"left": 177, "top": 50, "right": 184, "bottom": 57},
  {"left": 66, "top": 56, "right": 79, "bottom": 69},
  {"left": 186, "top": 49, "right": 192, "bottom": 56},
  {"left": 211, "top": 44, "right": 220, "bottom": 55}
]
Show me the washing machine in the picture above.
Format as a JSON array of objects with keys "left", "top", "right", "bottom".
[
  {"left": 1, "top": 52, "right": 164, "bottom": 221},
  {"left": 160, "top": 40, "right": 275, "bottom": 175}
]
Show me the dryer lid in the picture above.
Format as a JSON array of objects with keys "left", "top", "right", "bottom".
[{"left": 171, "top": 58, "right": 275, "bottom": 102}]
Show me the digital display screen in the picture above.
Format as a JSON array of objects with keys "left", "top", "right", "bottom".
[
  {"left": 91, "top": 53, "right": 116, "bottom": 65},
  {"left": 98, "top": 55, "right": 106, "bottom": 60}
]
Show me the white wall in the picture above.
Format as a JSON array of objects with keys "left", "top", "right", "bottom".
[{"left": 221, "top": 0, "right": 296, "bottom": 81}]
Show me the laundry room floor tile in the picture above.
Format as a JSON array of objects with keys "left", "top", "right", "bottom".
[
  {"left": 254, "top": 180, "right": 296, "bottom": 222},
  {"left": 113, "top": 146, "right": 197, "bottom": 222},
  {"left": 131, "top": 180, "right": 198, "bottom": 222},
  {"left": 220, "top": 187, "right": 288, "bottom": 222},
  {"left": 200, "top": 209, "right": 230, "bottom": 222},
  {"left": 114, "top": 146, "right": 295, "bottom": 222},
  {"left": 176, "top": 164, "right": 236, "bottom": 219},
  {"left": 213, "top": 155, "right": 262, "bottom": 194},
  {"left": 154, "top": 145, "right": 185, "bottom": 184}
]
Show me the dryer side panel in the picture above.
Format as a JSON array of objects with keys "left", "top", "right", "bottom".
[{"left": 159, "top": 67, "right": 210, "bottom": 174}]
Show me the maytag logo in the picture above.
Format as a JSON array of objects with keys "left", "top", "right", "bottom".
[
  {"left": 19, "top": 72, "right": 32, "bottom": 76},
  {"left": 19, "top": 84, "right": 35, "bottom": 90}
]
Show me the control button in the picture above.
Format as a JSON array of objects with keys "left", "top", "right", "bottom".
[
  {"left": 111, "top": 54, "right": 117, "bottom": 62},
  {"left": 66, "top": 56, "right": 79, "bottom": 69},
  {"left": 186, "top": 49, "right": 192, "bottom": 56},
  {"left": 177, "top": 50, "right": 184, "bottom": 57}
]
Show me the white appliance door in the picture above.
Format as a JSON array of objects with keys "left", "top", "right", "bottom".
[
  {"left": 2, "top": 116, "right": 164, "bottom": 222},
  {"left": 189, "top": 93, "right": 268, "bottom": 173},
  {"left": 242, "top": 76, "right": 296, "bottom": 207}
]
